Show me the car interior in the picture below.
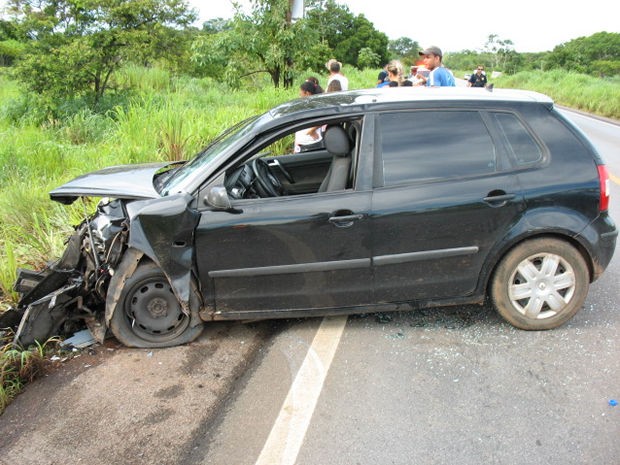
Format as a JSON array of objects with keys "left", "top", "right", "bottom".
[{"left": 224, "top": 120, "right": 361, "bottom": 199}]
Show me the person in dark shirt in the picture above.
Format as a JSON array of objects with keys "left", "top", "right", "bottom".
[{"left": 468, "top": 66, "right": 488, "bottom": 87}]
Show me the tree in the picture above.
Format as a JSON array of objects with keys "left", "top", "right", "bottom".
[
  {"left": 547, "top": 32, "right": 620, "bottom": 76},
  {"left": 358, "top": 47, "right": 380, "bottom": 69},
  {"left": 484, "top": 34, "right": 516, "bottom": 71},
  {"left": 304, "top": 0, "right": 388, "bottom": 67},
  {"left": 191, "top": 0, "right": 389, "bottom": 87},
  {"left": 388, "top": 37, "right": 420, "bottom": 65},
  {"left": 334, "top": 14, "right": 388, "bottom": 67},
  {"left": 6, "top": 0, "right": 197, "bottom": 107},
  {"left": 192, "top": 0, "right": 312, "bottom": 89}
]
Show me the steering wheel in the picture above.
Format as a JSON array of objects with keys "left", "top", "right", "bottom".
[
  {"left": 269, "top": 158, "right": 295, "bottom": 184},
  {"left": 251, "top": 158, "right": 284, "bottom": 197}
]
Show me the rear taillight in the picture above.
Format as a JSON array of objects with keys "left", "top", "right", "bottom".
[{"left": 598, "top": 165, "right": 610, "bottom": 212}]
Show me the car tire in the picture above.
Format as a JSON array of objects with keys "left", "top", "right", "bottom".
[
  {"left": 109, "top": 260, "right": 204, "bottom": 348},
  {"left": 491, "top": 238, "right": 589, "bottom": 330}
]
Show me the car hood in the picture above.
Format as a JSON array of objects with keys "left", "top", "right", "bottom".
[{"left": 50, "top": 162, "right": 173, "bottom": 204}]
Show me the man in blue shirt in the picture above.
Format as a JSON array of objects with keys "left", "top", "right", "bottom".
[{"left": 418, "top": 46, "right": 455, "bottom": 87}]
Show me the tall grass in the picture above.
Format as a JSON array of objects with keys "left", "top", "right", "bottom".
[
  {"left": 0, "top": 333, "right": 60, "bottom": 413},
  {"left": 493, "top": 70, "right": 620, "bottom": 118},
  {"left": 0, "top": 68, "right": 296, "bottom": 301}
]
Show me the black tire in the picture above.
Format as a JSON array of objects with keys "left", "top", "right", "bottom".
[
  {"left": 491, "top": 238, "right": 589, "bottom": 330},
  {"left": 109, "top": 260, "right": 203, "bottom": 348}
]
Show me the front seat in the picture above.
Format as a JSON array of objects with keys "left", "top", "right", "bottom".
[{"left": 318, "top": 126, "right": 352, "bottom": 192}]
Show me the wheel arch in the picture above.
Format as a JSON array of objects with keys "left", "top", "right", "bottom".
[
  {"left": 481, "top": 232, "right": 594, "bottom": 298},
  {"left": 105, "top": 248, "right": 203, "bottom": 331}
]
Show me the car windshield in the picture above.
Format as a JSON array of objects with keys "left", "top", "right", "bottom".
[{"left": 161, "top": 115, "right": 261, "bottom": 195}]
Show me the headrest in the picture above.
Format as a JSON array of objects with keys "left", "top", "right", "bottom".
[{"left": 323, "top": 126, "right": 351, "bottom": 157}]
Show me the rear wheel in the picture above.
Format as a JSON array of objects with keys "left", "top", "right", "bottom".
[
  {"left": 491, "top": 238, "right": 589, "bottom": 330},
  {"left": 109, "top": 260, "right": 203, "bottom": 347}
]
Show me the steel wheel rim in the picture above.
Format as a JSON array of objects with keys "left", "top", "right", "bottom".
[
  {"left": 125, "top": 277, "right": 190, "bottom": 342},
  {"left": 508, "top": 252, "right": 576, "bottom": 320}
]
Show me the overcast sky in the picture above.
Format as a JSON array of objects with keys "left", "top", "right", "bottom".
[{"left": 188, "top": 0, "right": 619, "bottom": 53}]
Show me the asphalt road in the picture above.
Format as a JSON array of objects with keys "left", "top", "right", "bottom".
[{"left": 0, "top": 109, "right": 618, "bottom": 465}]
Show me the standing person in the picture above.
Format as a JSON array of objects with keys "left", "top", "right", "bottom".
[
  {"left": 418, "top": 46, "right": 455, "bottom": 87},
  {"left": 326, "top": 59, "right": 349, "bottom": 90},
  {"left": 299, "top": 80, "right": 321, "bottom": 97},
  {"left": 295, "top": 80, "right": 323, "bottom": 152},
  {"left": 305, "top": 76, "right": 324, "bottom": 93},
  {"left": 378, "top": 60, "right": 412, "bottom": 87},
  {"left": 376, "top": 65, "right": 389, "bottom": 86},
  {"left": 326, "top": 79, "right": 342, "bottom": 92},
  {"left": 468, "top": 66, "right": 488, "bottom": 87}
]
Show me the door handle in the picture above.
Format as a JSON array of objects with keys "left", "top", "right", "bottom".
[
  {"left": 328, "top": 213, "right": 364, "bottom": 228},
  {"left": 483, "top": 192, "right": 515, "bottom": 207}
]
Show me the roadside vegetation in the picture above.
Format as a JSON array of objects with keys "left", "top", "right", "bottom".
[
  {"left": 493, "top": 70, "right": 620, "bottom": 118},
  {"left": 0, "top": 0, "right": 618, "bottom": 414},
  {"left": 0, "top": 331, "right": 60, "bottom": 413}
]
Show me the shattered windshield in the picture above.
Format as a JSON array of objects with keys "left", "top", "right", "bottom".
[{"left": 161, "top": 115, "right": 261, "bottom": 196}]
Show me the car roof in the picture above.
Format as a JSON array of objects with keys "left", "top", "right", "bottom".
[{"left": 269, "top": 87, "right": 554, "bottom": 120}]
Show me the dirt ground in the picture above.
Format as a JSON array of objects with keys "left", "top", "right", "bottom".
[{"left": 0, "top": 321, "right": 275, "bottom": 465}]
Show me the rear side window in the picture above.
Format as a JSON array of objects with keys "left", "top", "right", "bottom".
[
  {"left": 378, "top": 111, "right": 496, "bottom": 186},
  {"left": 493, "top": 112, "right": 542, "bottom": 165}
]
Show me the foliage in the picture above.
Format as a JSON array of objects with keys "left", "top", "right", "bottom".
[
  {"left": 0, "top": 333, "right": 61, "bottom": 414},
  {"left": 0, "top": 38, "right": 25, "bottom": 66},
  {"left": 5, "top": 0, "right": 197, "bottom": 112},
  {"left": 358, "top": 47, "right": 381, "bottom": 69},
  {"left": 388, "top": 37, "right": 420, "bottom": 66},
  {"left": 304, "top": 0, "right": 389, "bottom": 68},
  {"left": 447, "top": 32, "right": 620, "bottom": 77},
  {"left": 200, "top": 17, "right": 232, "bottom": 34},
  {"left": 335, "top": 13, "right": 388, "bottom": 68},
  {"left": 191, "top": 0, "right": 389, "bottom": 88},
  {"left": 494, "top": 70, "right": 620, "bottom": 118},
  {"left": 546, "top": 32, "right": 620, "bottom": 77},
  {"left": 483, "top": 34, "right": 520, "bottom": 72},
  {"left": 193, "top": 0, "right": 310, "bottom": 89}
]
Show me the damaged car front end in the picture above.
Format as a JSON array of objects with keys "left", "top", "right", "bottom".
[
  {"left": 13, "top": 198, "right": 128, "bottom": 346},
  {"left": 8, "top": 162, "right": 206, "bottom": 348},
  {"left": 3, "top": 113, "right": 261, "bottom": 349}
]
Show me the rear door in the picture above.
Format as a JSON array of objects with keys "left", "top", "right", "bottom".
[{"left": 370, "top": 109, "right": 526, "bottom": 302}]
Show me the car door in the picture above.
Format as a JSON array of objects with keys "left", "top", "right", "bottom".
[
  {"left": 195, "top": 191, "right": 372, "bottom": 318},
  {"left": 194, "top": 120, "right": 372, "bottom": 318},
  {"left": 370, "top": 109, "right": 526, "bottom": 302}
]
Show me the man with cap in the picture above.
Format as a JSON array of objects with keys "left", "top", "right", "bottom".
[
  {"left": 326, "top": 59, "right": 349, "bottom": 90},
  {"left": 418, "top": 46, "right": 455, "bottom": 87}
]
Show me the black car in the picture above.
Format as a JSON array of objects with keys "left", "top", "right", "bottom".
[{"left": 10, "top": 87, "right": 617, "bottom": 348}]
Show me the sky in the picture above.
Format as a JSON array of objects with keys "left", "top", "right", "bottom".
[{"left": 188, "top": 0, "right": 619, "bottom": 53}]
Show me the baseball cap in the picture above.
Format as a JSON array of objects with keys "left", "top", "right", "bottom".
[{"left": 419, "top": 46, "right": 442, "bottom": 57}]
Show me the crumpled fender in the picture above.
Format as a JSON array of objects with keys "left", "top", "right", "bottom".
[
  {"left": 104, "top": 247, "right": 144, "bottom": 328},
  {"left": 105, "top": 193, "right": 200, "bottom": 325}
]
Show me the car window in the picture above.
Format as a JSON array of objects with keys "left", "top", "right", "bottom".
[
  {"left": 492, "top": 112, "right": 543, "bottom": 166},
  {"left": 223, "top": 120, "right": 360, "bottom": 200},
  {"left": 378, "top": 111, "right": 496, "bottom": 186}
]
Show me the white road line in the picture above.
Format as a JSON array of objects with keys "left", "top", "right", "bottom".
[{"left": 254, "top": 315, "right": 347, "bottom": 465}]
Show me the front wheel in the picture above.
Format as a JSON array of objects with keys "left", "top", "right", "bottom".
[
  {"left": 109, "top": 260, "right": 203, "bottom": 347},
  {"left": 491, "top": 238, "right": 589, "bottom": 330}
]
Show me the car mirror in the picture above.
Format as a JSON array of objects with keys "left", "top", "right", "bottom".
[{"left": 205, "top": 186, "right": 232, "bottom": 210}]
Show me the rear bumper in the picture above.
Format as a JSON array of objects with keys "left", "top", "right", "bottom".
[{"left": 582, "top": 213, "right": 617, "bottom": 280}]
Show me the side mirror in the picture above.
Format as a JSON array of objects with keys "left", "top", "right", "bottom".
[{"left": 205, "top": 186, "right": 232, "bottom": 210}]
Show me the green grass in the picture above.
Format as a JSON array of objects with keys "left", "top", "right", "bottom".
[
  {"left": 493, "top": 70, "right": 620, "bottom": 119},
  {"left": 0, "top": 333, "right": 60, "bottom": 414}
]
